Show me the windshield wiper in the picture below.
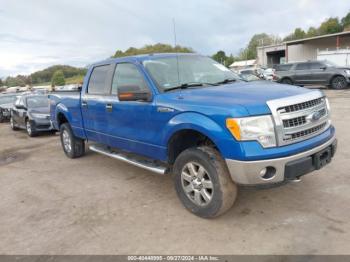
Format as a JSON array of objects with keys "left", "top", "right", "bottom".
[
  {"left": 215, "top": 78, "right": 237, "bottom": 85},
  {"left": 163, "top": 82, "right": 218, "bottom": 92}
]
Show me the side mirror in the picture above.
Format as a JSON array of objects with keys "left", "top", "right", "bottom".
[
  {"left": 118, "top": 91, "right": 151, "bottom": 102},
  {"left": 117, "top": 85, "right": 151, "bottom": 102},
  {"left": 320, "top": 66, "right": 327, "bottom": 70}
]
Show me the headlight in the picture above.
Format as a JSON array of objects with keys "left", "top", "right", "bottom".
[
  {"left": 31, "top": 113, "right": 49, "bottom": 119},
  {"left": 226, "top": 115, "right": 276, "bottom": 148},
  {"left": 345, "top": 69, "right": 350, "bottom": 75}
]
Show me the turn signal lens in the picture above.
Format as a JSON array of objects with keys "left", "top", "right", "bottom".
[{"left": 226, "top": 118, "right": 241, "bottom": 140}]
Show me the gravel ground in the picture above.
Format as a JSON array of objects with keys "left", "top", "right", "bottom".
[{"left": 0, "top": 88, "right": 349, "bottom": 255}]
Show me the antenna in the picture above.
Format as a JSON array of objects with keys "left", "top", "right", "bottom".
[{"left": 173, "top": 18, "right": 181, "bottom": 86}]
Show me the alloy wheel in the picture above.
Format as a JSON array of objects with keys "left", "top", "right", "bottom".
[
  {"left": 62, "top": 130, "right": 72, "bottom": 153},
  {"left": 181, "top": 162, "right": 214, "bottom": 206}
]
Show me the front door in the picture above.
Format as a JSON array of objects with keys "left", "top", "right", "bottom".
[{"left": 106, "top": 62, "right": 165, "bottom": 159}]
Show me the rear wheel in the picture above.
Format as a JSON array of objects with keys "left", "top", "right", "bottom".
[
  {"left": 173, "top": 146, "right": 237, "bottom": 218},
  {"left": 331, "top": 76, "right": 347, "bottom": 89},
  {"left": 281, "top": 78, "right": 293, "bottom": 85},
  {"left": 60, "top": 123, "right": 85, "bottom": 158}
]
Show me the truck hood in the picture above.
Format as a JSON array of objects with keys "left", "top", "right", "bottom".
[
  {"left": 0, "top": 103, "right": 13, "bottom": 109},
  {"left": 157, "top": 81, "right": 315, "bottom": 116}
]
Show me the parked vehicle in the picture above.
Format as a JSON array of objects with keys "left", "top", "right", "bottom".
[
  {"left": 50, "top": 53, "right": 337, "bottom": 218},
  {"left": 262, "top": 68, "right": 277, "bottom": 81},
  {"left": 277, "top": 60, "right": 350, "bottom": 89},
  {"left": 11, "top": 94, "right": 53, "bottom": 136},
  {"left": 239, "top": 73, "right": 261, "bottom": 82},
  {"left": 0, "top": 94, "right": 17, "bottom": 122}
]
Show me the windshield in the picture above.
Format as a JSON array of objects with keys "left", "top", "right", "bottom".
[
  {"left": 26, "top": 96, "right": 49, "bottom": 108},
  {"left": 0, "top": 95, "right": 17, "bottom": 105},
  {"left": 143, "top": 55, "right": 242, "bottom": 91}
]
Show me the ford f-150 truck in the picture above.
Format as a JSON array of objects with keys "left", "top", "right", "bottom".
[{"left": 50, "top": 53, "right": 337, "bottom": 218}]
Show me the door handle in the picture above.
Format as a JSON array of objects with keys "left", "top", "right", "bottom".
[
  {"left": 106, "top": 103, "right": 113, "bottom": 112},
  {"left": 81, "top": 101, "right": 88, "bottom": 108}
]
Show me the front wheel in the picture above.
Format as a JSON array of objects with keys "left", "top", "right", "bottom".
[
  {"left": 10, "top": 117, "right": 19, "bottom": 131},
  {"left": 331, "top": 76, "right": 348, "bottom": 89},
  {"left": 173, "top": 146, "right": 237, "bottom": 218},
  {"left": 281, "top": 78, "right": 293, "bottom": 85},
  {"left": 26, "top": 120, "right": 37, "bottom": 137},
  {"left": 60, "top": 123, "right": 85, "bottom": 158}
]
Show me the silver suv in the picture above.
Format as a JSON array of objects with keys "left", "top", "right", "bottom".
[{"left": 276, "top": 61, "right": 350, "bottom": 89}]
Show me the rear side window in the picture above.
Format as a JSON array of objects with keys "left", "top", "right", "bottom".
[
  {"left": 275, "top": 64, "right": 293, "bottom": 71},
  {"left": 295, "top": 63, "right": 309, "bottom": 70},
  {"left": 309, "top": 62, "right": 323, "bottom": 70},
  {"left": 112, "top": 63, "right": 149, "bottom": 95},
  {"left": 88, "top": 65, "right": 111, "bottom": 94}
]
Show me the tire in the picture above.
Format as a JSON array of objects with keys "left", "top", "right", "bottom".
[
  {"left": 60, "top": 123, "right": 85, "bottom": 158},
  {"left": 26, "top": 119, "right": 37, "bottom": 137},
  {"left": 331, "top": 76, "right": 348, "bottom": 90},
  {"left": 281, "top": 78, "right": 293, "bottom": 85},
  {"left": 0, "top": 114, "right": 4, "bottom": 123},
  {"left": 173, "top": 146, "right": 237, "bottom": 218},
  {"left": 10, "top": 117, "right": 19, "bottom": 131}
]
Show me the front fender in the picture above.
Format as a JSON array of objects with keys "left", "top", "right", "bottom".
[{"left": 162, "top": 112, "right": 235, "bottom": 155}]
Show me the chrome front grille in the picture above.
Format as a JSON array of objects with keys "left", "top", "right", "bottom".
[
  {"left": 280, "top": 97, "right": 323, "bottom": 113},
  {"left": 267, "top": 91, "right": 330, "bottom": 146}
]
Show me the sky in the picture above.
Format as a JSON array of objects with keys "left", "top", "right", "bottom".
[{"left": 0, "top": 0, "right": 349, "bottom": 77}]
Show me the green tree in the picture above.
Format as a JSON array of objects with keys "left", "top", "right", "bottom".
[
  {"left": 294, "top": 28, "right": 306, "bottom": 39},
  {"left": 112, "top": 43, "right": 193, "bottom": 58},
  {"left": 240, "top": 33, "right": 278, "bottom": 60},
  {"left": 51, "top": 70, "right": 66, "bottom": 86},
  {"left": 212, "top": 50, "right": 227, "bottom": 64},
  {"left": 307, "top": 27, "right": 319, "bottom": 37},
  {"left": 5, "top": 76, "right": 25, "bottom": 87},
  {"left": 341, "top": 11, "right": 350, "bottom": 30},
  {"left": 319, "top": 17, "right": 343, "bottom": 35},
  {"left": 0, "top": 79, "right": 3, "bottom": 87}
]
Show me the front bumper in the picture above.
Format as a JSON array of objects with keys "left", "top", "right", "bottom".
[
  {"left": 31, "top": 118, "right": 54, "bottom": 131},
  {"left": 225, "top": 135, "right": 337, "bottom": 185}
]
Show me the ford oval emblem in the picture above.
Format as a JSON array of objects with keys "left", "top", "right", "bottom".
[{"left": 311, "top": 111, "right": 322, "bottom": 121}]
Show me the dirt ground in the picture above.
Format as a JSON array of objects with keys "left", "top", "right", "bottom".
[{"left": 0, "top": 88, "right": 349, "bottom": 255}]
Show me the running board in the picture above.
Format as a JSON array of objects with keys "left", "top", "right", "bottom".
[{"left": 89, "top": 144, "right": 167, "bottom": 175}]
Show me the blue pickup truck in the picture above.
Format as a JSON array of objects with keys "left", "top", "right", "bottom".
[{"left": 50, "top": 53, "right": 337, "bottom": 218}]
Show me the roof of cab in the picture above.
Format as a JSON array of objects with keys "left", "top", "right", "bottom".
[{"left": 91, "top": 52, "right": 199, "bottom": 67}]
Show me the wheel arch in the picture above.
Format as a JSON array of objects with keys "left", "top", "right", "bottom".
[{"left": 164, "top": 112, "right": 230, "bottom": 164}]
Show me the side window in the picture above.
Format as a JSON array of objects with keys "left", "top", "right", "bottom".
[
  {"left": 295, "top": 63, "right": 310, "bottom": 70},
  {"left": 111, "top": 63, "right": 149, "bottom": 95},
  {"left": 309, "top": 62, "right": 323, "bottom": 70},
  {"left": 87, "top": 65, "right": 111, "bottom": 94}
]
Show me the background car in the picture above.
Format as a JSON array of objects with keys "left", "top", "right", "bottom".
[
  {"left": 276, "top": 60, "right": 350, "bottom": 89},
  {"left": 0, "top": 93, "right": 18, "bottom": 123},
  {"left": 10, "top": 94, "right": 54, "bottom": 137}
]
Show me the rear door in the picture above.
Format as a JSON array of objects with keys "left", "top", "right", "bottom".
[
  {"left": 81, "top": 64, "right": 115, "bottom": 144},
  {"left": 294, "top": 62, "right": 311, "bottom": 85}
]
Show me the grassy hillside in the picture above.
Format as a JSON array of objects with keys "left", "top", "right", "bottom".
[{"left": 33, "top": 74, "right": 85, "bottom": 87}]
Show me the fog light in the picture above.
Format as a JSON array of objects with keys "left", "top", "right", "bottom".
[{"left": 260, "top": 166, "right": 276, "bottom": 180}]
